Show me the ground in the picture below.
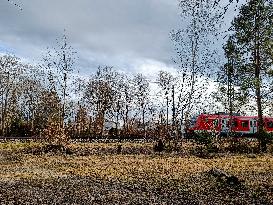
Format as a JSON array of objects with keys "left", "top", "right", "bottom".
[{"left": 0, "top": 141, "right": 273, "bottom": 204}]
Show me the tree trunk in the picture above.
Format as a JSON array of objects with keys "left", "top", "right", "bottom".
[
  {"left": 172, "top": 85, "right": 175, "bottom": 127},
  {"left": 125, "top": 104, "right": 129, "bottom": 136},
  {"left": 187, "top": 22, "right": 198, "bottom": 113},
  {"left": 166, "top": 96, "right": 169, "bottom": 134},
  {"left": 1, "top": 94, "right": 4, "bottom": 136},
  {"left": 2, "top": 89, "right": 10, "bottom": 137},
  {"left": 116, "top": 102, "right": 120, "bottom": 140},
  {"left": 62, "top": 72, "right": 67, "bottom": 128},
  {"left": 142, "top": 105, "right": 146, "bottom": 139},
  {"left": 88, "top": 115, "right": 92, "bottom": 136},
  {"left": 254, "top": 5, "right": 266, "bottom": 152}
]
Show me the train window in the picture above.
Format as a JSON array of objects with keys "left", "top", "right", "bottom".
[
  {"left": 221, "top": 119, "right": 230, "bottom": 127},
  {"left": 241, "top": 121, "right": 248, "bottom": 128},
  {"left": 213, "top": 119, "right": 218, "bottom": 126},
  {"left": 232, "top": 121, "right": 238, "bottom": 127},
  {"left": 267, "top": 121, "right": 273, "bottom": 128}
]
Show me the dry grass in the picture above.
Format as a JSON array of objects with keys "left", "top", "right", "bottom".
[
  {"left": 0, "top": 141, "right": 273, "bottom": 204},
  {"left": 0, "top": 142, "right": 272, "bottom": 185}
]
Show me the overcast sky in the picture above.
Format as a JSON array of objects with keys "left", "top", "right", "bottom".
[
  {"left": 0, "top": 0, "right": 187, "bottom": 77},
  {"left": 0, "top": 0, "right": 246, "bottom": 80}
]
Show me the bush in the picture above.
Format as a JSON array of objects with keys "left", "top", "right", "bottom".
[
  {"left": 194, "top": 131, "right": 219, "bottom": 152},
  {"left": 153, "top": 139, "right": 164, "bottom": 152},
  {"left": 7, "top": 119, "right": 32, "bottom": 138},
  {"left": 261, "top": 131, "right": 273, "bottom": 144},
  {"left": 42, "top": 121, "right": 69, "bottom": 146},
  {"left": 262, "top": 131, "right": 273, "bottom": 153},
  {"left": 256, "top": 130, "right": 273, "bottom": 152},
  {"left": 194, "top": 131, "right": 213, "bottom": 146},
  {"left": 225, "top": 138, "right": 260, "bottom": 154}
]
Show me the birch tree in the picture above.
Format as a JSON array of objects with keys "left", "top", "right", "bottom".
[
  {"left": 171, "top": 0, "right": 221, "bottom": 115},
  {"left": 41, "top": 33, "right": 76, "bottom": 128},
  {"left": 133, "top": 73, "right": 150, "bottom": 138}
]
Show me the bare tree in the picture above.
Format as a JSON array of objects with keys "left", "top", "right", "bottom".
[
  {"left": 7, "top": 0, "right": 22, "bottom": 10},
  {"left": 19, "top": 66, "right": 45, "bottom": 136},
  {"left": 0, "top": 55, "right": 25, "bottom": 136},
  {"left": 41, "top": 32, "right": 76, "bottom": 128},
  {"left": 120, "top": 76, "right": 135, "bottom": 137},
  {"left": 172, "top": 1, "right": 220, "bottom": 113},
  {"left": 84, "top": 66, "right": 117, "bottom": 136},
  {"left": 133, "top": 73, "right": 150, "bottom": 138},
  {"left": 156, "top": 71, "right": 175, "bottom": 137}
]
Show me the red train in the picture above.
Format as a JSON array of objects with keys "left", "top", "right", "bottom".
[{"left": 186, "top": 112, "right": 273, "bottom": 137}]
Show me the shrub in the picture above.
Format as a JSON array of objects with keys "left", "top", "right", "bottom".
[
  {"left": 256, "top": 129, "right": 273, "bottom": 152},
  {"left": 42, "top": 121, "right": 69, "bottom": 146},
  {"left": 195, "top": 131, "right": 209, "bottom": 143},
  {"left": 117, "top": 144, "right": 122, "bottom": 154},
  {"left": 194, "top": 131, "right": 218, "bottom": 152},
  {"left": 225, "top": 138, "right": 260, "bottom": 154},
  {"left": 263, "top": 131, "right": 273, "bottom": 153},
  {"left": 153, "top": 139, "right": 164, "bottom": 152},
  {"left": 7, "top": 119, "right": 32, "bottom": 138},
  {"left": 262, "top": 131, "right": 273, "bottom": 144}
]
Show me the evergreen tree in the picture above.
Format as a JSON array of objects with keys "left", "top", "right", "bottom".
[
  {"left": 229, "top": 0, "right": 273, "bottom": 151},
  {"left": 214, "top": 36, "right": 248, "bottom": 115}
]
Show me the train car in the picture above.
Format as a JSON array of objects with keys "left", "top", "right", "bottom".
[
  {"left": 186, "top": 113, "right": 273, "bottom": 137},
  {"left": 264, "top": 117, "right": 273, "bottom": 133},
  {"left": 186, "top": 113, "right": 224, "bottom": 138},
  {"left": 229, "top": 116, "right": 257, "bottom": 136},
  {"left": 188, "top": 113, "right": 222, "bottom": 133}
]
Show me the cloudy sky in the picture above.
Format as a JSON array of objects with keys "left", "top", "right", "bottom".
[
  {"left": 0, "top": 0, "right": 246, "bottom": 79},
  {"left": 0, "top": 0, "right": 187, "bottom": 76}
]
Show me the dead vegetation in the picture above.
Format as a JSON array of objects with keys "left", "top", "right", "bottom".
[{"left": 0, "top": 141, "right": 273, "bottom": 204}]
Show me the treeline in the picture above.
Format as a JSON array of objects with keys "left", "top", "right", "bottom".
[
  {"left": 1, "top": 0, "right": 272, "bottom": 148},
  {"left": 0, "top": 50, "right": 210, "bottom": 140}
]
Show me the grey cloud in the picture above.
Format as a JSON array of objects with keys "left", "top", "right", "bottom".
[{"left": 0, "top": 0, "right": 181, "bottom": 74}]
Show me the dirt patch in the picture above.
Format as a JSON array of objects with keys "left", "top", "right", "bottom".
[
  {"left": 0, "top": 177, "right": 198, "bottom": 205},
  {"left": 0, "top": 174, "right": 272, "bottom": 204}
]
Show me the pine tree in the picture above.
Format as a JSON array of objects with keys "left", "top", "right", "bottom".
[{"left": 229, "top": 0, "right": 273, "bottom": 151}]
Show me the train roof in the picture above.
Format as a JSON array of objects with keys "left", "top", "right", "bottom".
[
  {"left": 235, "top": 116, "right": 257, "bottom": 120},
  {"left": 198, "top": 113, "right": 273, "bottom": 120},
  {"left": 199, "top": 113, "right": 233, "bottom": 118}
]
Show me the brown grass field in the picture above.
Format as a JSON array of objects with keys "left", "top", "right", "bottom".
[{"left": 0, "top": 141, "right": 273, "bottom": 204}]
